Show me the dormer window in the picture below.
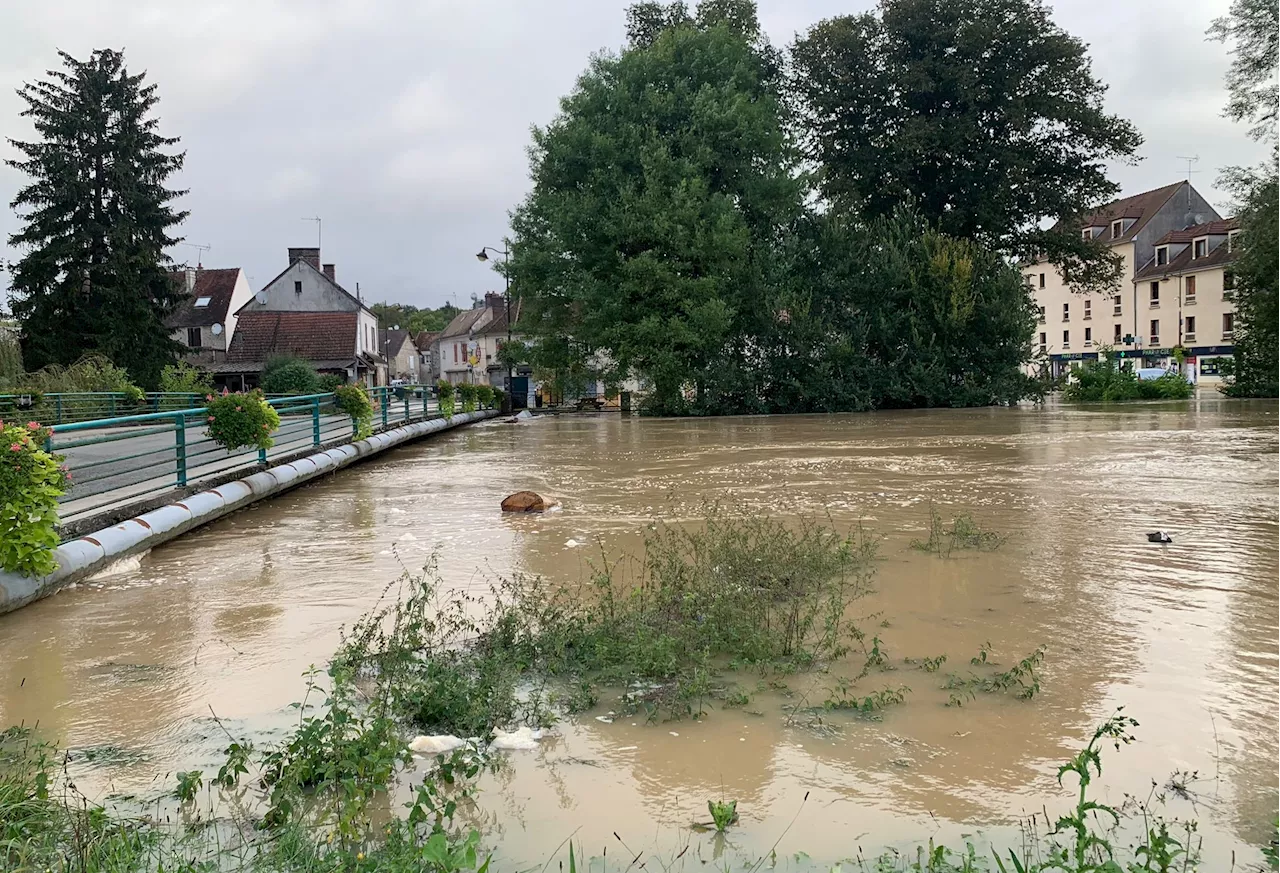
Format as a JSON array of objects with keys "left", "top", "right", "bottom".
[
  {"left": 1111, "top": 220, "right": 1123, "bottom": 238},
  {"left": 1082, "top": 228, "right": 1093, "bottom": 240},
  {"left": 194, "top": 296, "right": 212, "bottom": 308},
  {"left": 1193, "top": 239, "right": 1207, "bottom": 259},
  {"left": 1155, "top": 246, "right": 1168, "bottom": 266},
  {"left": 1227, "top": 229, "right": 1241, "bottom": 252}
]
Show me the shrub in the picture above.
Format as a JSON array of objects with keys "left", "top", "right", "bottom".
[
  {"left": 436, "top": 380, "right": 456, "bottom": 417},
  {"left": 261, "top": 356, "right": 321, "bottom": 395},
  {"left": 1063, "top": 348, "right": 1193, "bottom": 403},
  {"left": 334, "top": 383, "right": 374, "bottom": 439},
  {"left": 476, "top": 384, "right": 494, "bottom": 408},
  {"left": 318, "top": 373, "right": 345, "bottom": 393},
  {"left": 0, "top": 420, "right": 69, "bottom": 577},
  {"left": 457, "top": 382, "right": 478, "bottom": 413},
  {"left": 159, "top": 361, "right": 213, "bottom": 395},
  {"left": 491, "top": 386, "right": 505, "bottom": 409},
  {"left": 205, "top": 390, "right": 280, "bottom": 452}
]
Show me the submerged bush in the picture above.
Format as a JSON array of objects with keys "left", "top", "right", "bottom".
[
  {"left": 1064, "top": 349, "right": 1194, "bottom": 402},
  {"left": 205, "top": 390, "right": 280, "bottom": 452},
  {"left": 0, "top": 420, "right": 68, "bottom": 577}
]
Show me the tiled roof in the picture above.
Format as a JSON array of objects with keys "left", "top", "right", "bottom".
[
  {"left": 225, "top": 312, "right": 357, "bottom": 363},
  {"left": 1057, "top": 182, "right": 1187, "bottom": 243},
  {"left": 438, "top": 307, "right": 490, "bottom": 339},
  {"left": 1152, "top": 218, "right": 1239, "bottom": 245},
  {"left": 166, "top": 268, "right": 241, "bottom": 328},
  {"left": 379, "top": 328, "right": 414, "bottom": 356},
  {"left": 1134, "top": 235, "right": 1239, "bottom": 281},
  {"left": 415, "top": 330, "right": 440, "bottom": 350},
  {"left": 479, "top": 297, "right": 522, "bottom": 336}
]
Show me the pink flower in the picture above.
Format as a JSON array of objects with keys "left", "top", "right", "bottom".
[
  {"left": 207, "top": 416, "right": 215, "bottom": 422},
  {"left": 9, "top": 443, "right": 21, "bottom": 452},
  {"left": 262, "top": 423, "right": 269, "bottom": 429},
  {"left": 235, "top": 405, "right": 242, "bottom": 412},
  {"left": 206, "top": 394, "right": 214, "bottom": 401},
  {"left": 26, "top": 421, "right": 39, "bottom": 430},
  {"left": 59, "top": 464, "right": 68, "bottom": 472},
  {"left": 221, "top": 388, "right": 230, "bottom": 396}
]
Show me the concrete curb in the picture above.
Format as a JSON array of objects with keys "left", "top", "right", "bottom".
[{"left": 0, "top": 410, "right": 498, "bottom": 616}]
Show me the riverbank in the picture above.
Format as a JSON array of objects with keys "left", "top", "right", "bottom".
[{"left": 0, "top": 409, "right": 499, "bottom": 616}]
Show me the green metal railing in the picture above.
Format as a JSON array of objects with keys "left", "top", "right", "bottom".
[
  {"left": 0, "top": 391, "right": 205, "bottom": 425},
  {"left": 46, "top": 385, "right": 455, "bottom": 523}
]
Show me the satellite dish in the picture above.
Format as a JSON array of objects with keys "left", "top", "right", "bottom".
[
  {"left": 211, "top": 323, "right": 223, "bottom": 336},
  {"left": 392, "top": 324, "right": 400, "bottom": 330},
  {"left": 256, "top": 291, "right": 268, "bottom": 305}
]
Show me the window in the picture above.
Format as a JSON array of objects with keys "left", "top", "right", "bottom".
[
  {"left": 1111, "top": 219, "right": 1123, "bottom": 238},
  {"left": 1084, "top": 326, "right": 1092, "bottom": 346},
  {"left": 1184, "top": 315, "right": 1196, "bottom": 341},
  {"left": 1039, "top": 332, "right": 1047, "bottom": 352},
  {"left": 1149, "top": 282, "right": 1160, "bottom": 305},
  {"left": 1227, "top": 229, "right": 1240, "bottom": 252},
  {"left": 1155, "top": 247, "right": 1168, "bottom": 266},
  {"left": 1114, "top": 323, "right": 1123, "bottom": 343},
  {"left": 1223, "top": 313, "right": 1235, "bottom": 338},
  {"left": 294, "top": 280, "right": 303, "bottom": 294},
  {"left": 1062, "top": 329, "right": 1070, "bottom": 348},
  {"left": 1082, "top": 228, "right": 1093, "bottom": 240},
  {"left": 1062, "top": 302, "right": 1070, "bottom": 321},
  {"left": 1083, "top": 299, "right": 1092, "bottom": 319},
  {"left": 1039, "top": 273, "right": 1045, "bottom": 289},
  {"left": 1037, "top": 305, "right": 1045, "bottom": 323},
  {"left": 1193, "top": 239, "right": 1207, "bottom": 259},
  {"left": 186, "top": 327, "right": 201, "bottom": 347},
  {"left": 1112, "top": 294, "right": 1122, "bottom": 315},
  {"left": 194, "top": 296, "right": 212, "bottom": 308},
  {"left": 1149, "top": 319, "right": 1160, "bottom": 345},
  {"left": 1184, "top": 274, "right": 1196, "bottom": 300},
  {"left": 453, "top": 343, "right": 459, "bottom": 363},
  {"left": 1223, "top": 270, "right": 1235, "bottom": 291}
]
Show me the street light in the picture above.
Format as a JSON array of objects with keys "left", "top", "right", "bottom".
[{"left": 475, "top": 243, "right": 512, "bottom": 403}]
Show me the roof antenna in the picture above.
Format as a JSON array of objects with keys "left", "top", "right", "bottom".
[
  {"left": 301, "top": 216, "right": 321, "bottom": 249},
  {"left": 179, "top": 242, "right": 211, "bottom": 268}
]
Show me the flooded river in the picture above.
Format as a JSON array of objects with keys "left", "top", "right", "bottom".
[{"left": 1, "top": 400, "right": 1276, "bottom": 866}]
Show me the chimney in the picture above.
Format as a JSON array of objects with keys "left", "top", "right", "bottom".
[
  {"left": 322, "top": 263, "right": 336, "bottom": 282},
  {"left": 287, "top": 247, "right": 321, "bottom": 272},
  {"left": 185, "top": 266, "right": 197, "bottom": 294},
  {"left": 484, "top": 292, "right": 505, "bottom": 314}
]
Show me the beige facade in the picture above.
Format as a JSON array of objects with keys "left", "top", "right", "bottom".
[{"left": 1021, "top": 182, "right": 1236, "bottom": 385}]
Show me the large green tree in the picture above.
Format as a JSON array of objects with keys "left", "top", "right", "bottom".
[
  {"left": 1211, "top": 0, "right": 1278, "bottom": 397},
  {"left": 6, "top": 49, "right": 187, "bottom": 389},
  {"left": 790, "top": 0, "right": 1142, "bottom": 293},
  {"left": 509, "top": 0, "right": 805, "bottom": 414},
  {"left": 370, "top": 301, "right": 462, "bottom": 336}
]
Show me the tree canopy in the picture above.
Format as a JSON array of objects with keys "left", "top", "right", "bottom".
[
  {"left": 369, "top": 301, "right": 461, "bottom": 336},
  {"left": 6, "top": 49, "right": 188, "bottom": 389},
  {"left": 791, "top": 0, "right": 1142, "bottom": 293}
]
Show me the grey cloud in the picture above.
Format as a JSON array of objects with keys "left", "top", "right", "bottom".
[{"left": 1, "top": 0, "right": 1266, "bottom": 311}]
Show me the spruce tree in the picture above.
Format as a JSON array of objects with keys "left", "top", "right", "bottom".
[{"left": 6, "top": 48, "right": 188, "bottom": 389}]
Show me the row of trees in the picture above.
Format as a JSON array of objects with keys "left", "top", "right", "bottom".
[
  {"left": 508, "top": 0, "right": 1275, "bottom": 413},
  {"left": 1211, "top": 0, "right": 1278, "bottom": 398}
]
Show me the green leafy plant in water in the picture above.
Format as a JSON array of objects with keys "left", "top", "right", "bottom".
[
  {"left": 971, "top": 641, "right": 992, "bottom": 666},
  {"left": 174, "top": 769, "right": 202, "bottom": 802},
  {"left": 823, "top": 680, "right": 911, "bottom": 715},
  {"left": 904, "top": 653, "right": 947, "bottom": 673},
  {"left": 333, "top": 382, "right": 374, "bottom": 439},
  {"left": 707, "top": 799, "right": 738, "bottom": 832},
  {"left": 911, "top": 503, "right": 1006, "bottom": 557},
  {"left": 475, "top": 384, "right": 494, "bottom": 408},
  {"left": 457, "top": 382, "right": 478, "bottom": 413},
  {"left": 0, "top": 420, "right": 68, "bottom": 577},
  {"left": 945, "top": 645, "right": 1045, "bottom": 702}
]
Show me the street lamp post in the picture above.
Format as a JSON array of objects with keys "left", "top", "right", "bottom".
[{"left": 475, "top": 242, "right": 512, "bottom": 403}]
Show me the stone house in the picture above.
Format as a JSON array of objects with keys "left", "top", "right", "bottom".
[
  {"left": 437, "top": 293, "right": 523, "bottom": 387},
  {"left": 379, "top": 328, "right": 420, "bottom": 381},
  {"left": 165, "top": 267, "right": 253, "bottom": 365}
]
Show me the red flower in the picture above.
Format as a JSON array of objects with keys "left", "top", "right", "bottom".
[{"left": 208, "top": 416, "right": 215, "bottom": 422}]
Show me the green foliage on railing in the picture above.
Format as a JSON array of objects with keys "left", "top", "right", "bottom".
[
  {"left": 160, "top": 361, "right": 213, "bottom": 395},
  {"left": 457, "top": 382, "right": 478, "bottom": 413},
  {"left": 436, "top": 380, "right": 456, "bottom": 418},
  {"left": 0, "top": 420, "right": 68, "bottom": 577},
  {"left": 491, "top": 386, "right": 504, "bottom": 409},
  {"left": 334, "top": 384, "right": 374, "bottom": 440},
  {"left": 205, "top": 390, "right": 280, "bottom": 452},
  {"left": 475, "top": 384, "right": 494, "bottom": 408}
]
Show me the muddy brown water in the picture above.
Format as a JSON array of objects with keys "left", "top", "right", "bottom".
[{"left": 1, "top": 400, "right": 1276, "bottom": 867}]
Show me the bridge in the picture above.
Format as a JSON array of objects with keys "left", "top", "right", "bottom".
[{"left": 0, "top": 386, "right": 500, "bottom": 614}]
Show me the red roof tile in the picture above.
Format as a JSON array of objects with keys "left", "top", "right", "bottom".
[
  {"left": 1152, "top": 218, "right": 1239, "bottom": 245},
  {"left": 226, "top": 312, "right": 357, "bottom": 363}
]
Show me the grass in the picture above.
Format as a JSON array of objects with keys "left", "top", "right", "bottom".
[{"left": 911, "top": 504, "right": 1006, "bottom": 557}]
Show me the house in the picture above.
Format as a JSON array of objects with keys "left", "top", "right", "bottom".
[
  {"left": 165, "top": 267, "right": 253, "bottom": 365},
  {"left": 216, "top": 248, "right": 387, "bottom": 389},
  {"left": 379, "top": 328, "right": 420, "bottom": 382},
  {"left": 415, "top": 331, "right": 441, "bottom": 383},
  {"left": 437, "top": 293, "right": 525, "bottom": 388},
  {"left": 1022, "top": 181, "right": 1236, "bottom": 383}
]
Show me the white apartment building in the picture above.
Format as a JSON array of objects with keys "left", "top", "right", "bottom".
[{"left": 1022, "top": 182, "right": 1239, "bottom": 385}]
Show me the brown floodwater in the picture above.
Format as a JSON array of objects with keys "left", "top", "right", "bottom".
[{"left": 1, "top": 399, "right": 1277, "bottom": 867}]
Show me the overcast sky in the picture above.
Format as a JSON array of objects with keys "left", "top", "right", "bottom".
[{"left": 0, "top": 0, "right": 1267, "bottom": 312}]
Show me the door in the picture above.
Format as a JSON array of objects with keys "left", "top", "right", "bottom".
[{"left": 510, "top": 376, "right": 530, "bottom": 409}]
